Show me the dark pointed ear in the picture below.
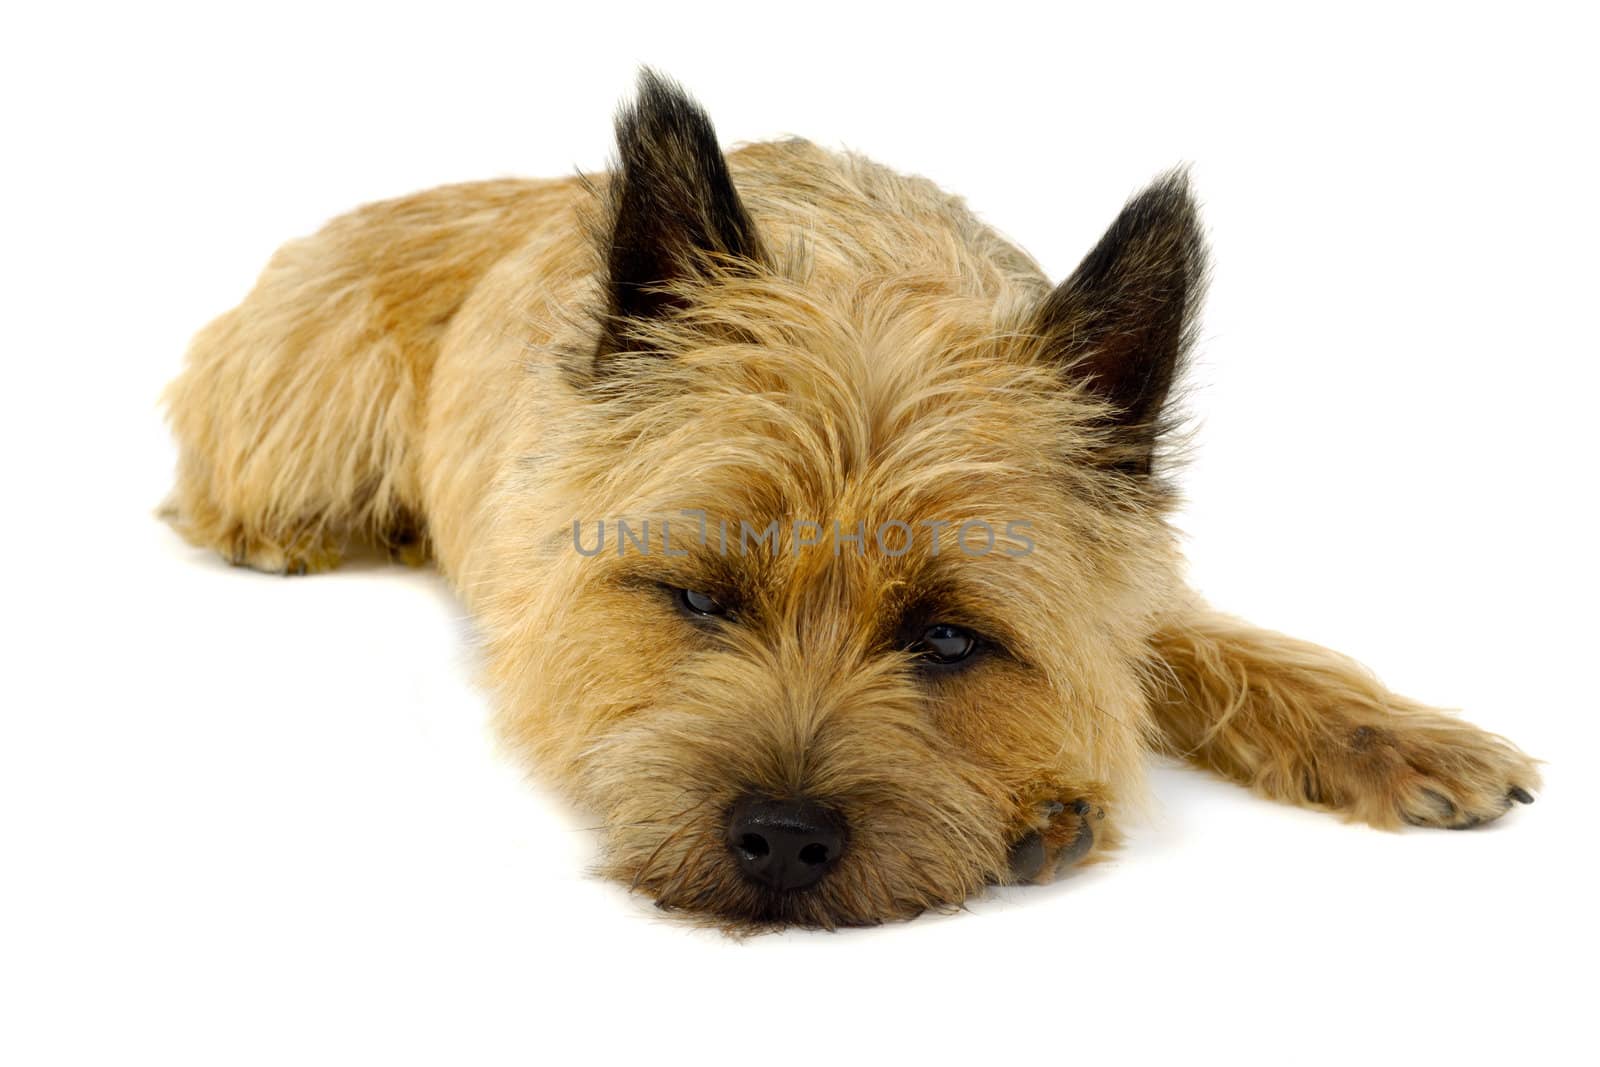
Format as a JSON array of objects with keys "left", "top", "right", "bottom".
[
  {"left": 594, "top": 69, "right": 767, "bottom": 365},
  {"left": 1031, "top": 170, "right": 1206, "bottom": 477}
]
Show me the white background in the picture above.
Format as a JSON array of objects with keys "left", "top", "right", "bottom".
[{"left": 4, "top": 2, "right": 1596, "bottom": 1064}]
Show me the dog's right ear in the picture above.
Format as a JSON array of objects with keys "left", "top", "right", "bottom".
[{"left": 592, "top": 70, "right": 767, "bottom": 368}]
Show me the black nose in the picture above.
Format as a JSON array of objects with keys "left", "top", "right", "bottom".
[{"left": 726, "top": 796, "right": 846, "bottom": 892}]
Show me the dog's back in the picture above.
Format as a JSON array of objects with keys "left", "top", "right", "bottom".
[{"left": 161, "top": 139, "right": 1045, "bottom": 578}]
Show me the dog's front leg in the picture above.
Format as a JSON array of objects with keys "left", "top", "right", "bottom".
[{"left": 1147, "top": 606, "right": 1539, "bottom": 828}]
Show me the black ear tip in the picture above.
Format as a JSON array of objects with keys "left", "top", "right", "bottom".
[
  {"left": 620, "top": 67, "right": 705, "bottom": 134},
  {"left": 1069, "top": 167, "right": 1206, "bottom": 299},
  {"left": 1157, "top": 164, "right": 1194, "bottom": 193},
  {"left": 1154, "top": 164, "right": 1194, "bottom": 195},
  {"left": 1130, "top": 167, "right": 1201, "bottom": 230},
  {"left": 632, "top": 66, "right": 685, "bottom": 111},
  {"left": 613, "top": 70, "right": 736, "bottom": 183},
  {"left": 635, "top": 65, "right": 672, "bottom": 92},
  {"left": 1121, "top": 167, "right": 1209, "bottom": 287}
]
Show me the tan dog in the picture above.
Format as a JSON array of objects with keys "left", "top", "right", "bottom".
[{"left": 162, "top": 71, "right": 1538, "bottom": 928}]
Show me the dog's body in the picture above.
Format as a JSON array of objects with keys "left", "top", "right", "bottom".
[{"left": 163, "top": 74, "right": 1537, "bottom": 928}]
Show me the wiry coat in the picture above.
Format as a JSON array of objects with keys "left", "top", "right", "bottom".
[{"left": 163, "top": 73, "right": 1538, "bottom": 928}]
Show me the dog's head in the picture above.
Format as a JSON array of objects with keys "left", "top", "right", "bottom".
[{"left": 486, "top": 72, "right": 1205, "bottom": 928}]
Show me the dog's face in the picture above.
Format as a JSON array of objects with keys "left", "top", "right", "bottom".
[{"left": 485, "top": 74, "right": 1205, "bottom": 928}]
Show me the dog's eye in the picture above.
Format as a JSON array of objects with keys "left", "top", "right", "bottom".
[
  {"left": 911, "top": 623, "right": 978, "bottom": 664},
  {"left": 679, "top": 588, "right": 729, "bottom": 617}
]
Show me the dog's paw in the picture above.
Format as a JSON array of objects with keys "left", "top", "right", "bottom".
[
  {"left": 1004, "top": 798, "right": 1105, "bottom": 883},
  {"left": 1314, "top": 719, "right": 1540, "bottom": 831},
  {"left": 161, "top": 495, "right": 343, "bottom": 576},
  {"left": 196, "top": 521, "right": 341, "bottom": 575},
  {"left": 224, "top": 534, "right": 343, "bottom": 576},
  {"left": 1391, "top": 748, "right": 1538, "bottom": 831}
]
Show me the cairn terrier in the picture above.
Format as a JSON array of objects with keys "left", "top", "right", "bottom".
[{"left": 162, "top": 71, "right": 1538, "bottom": 928}]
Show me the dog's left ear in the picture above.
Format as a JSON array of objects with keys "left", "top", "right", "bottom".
[
  {"left": 593, "top": 69, "right": 768, "bottom": 367},
  {"left": 1031, "top": 170, "right": 1206, "bottom": 477}
]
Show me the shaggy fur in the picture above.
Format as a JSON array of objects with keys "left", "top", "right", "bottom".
[{"left": 162, "top": 71, "right": 1538, "bottom": 929}]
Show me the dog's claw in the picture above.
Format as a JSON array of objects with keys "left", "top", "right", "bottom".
[{"left": 1508, "top": 786, "right": 1535, "bottom": 805}]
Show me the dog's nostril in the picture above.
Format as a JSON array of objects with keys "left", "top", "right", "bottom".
[{"left": 726, "top": 795, "right": 846, "bottom": 892}]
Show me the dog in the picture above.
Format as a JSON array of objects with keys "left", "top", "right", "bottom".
[{"left": 161, "top": 71, "right": 1538, "bottom": 929}]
